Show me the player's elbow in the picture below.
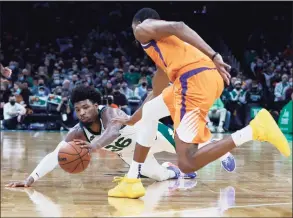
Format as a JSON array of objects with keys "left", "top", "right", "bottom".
[
  {"left": 111, "top": 132, "right": 121, "bottom": 140},
  {"left": 172, "top": 21, "right": 185, "bottom": 34}
]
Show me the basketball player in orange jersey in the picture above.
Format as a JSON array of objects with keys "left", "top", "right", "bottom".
[{"left": 108, "top": 8, "right": 291, "bottom": 199}]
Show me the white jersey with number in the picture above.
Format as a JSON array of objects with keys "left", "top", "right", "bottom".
[{"left": 80, "top": 105, "right": 176, "bottom": 156}]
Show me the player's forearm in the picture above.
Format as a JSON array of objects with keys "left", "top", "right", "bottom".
[
  {"left": 91, "top": 128, "right": 121, "bottom": 149},
  {"left": 176, "top": 22, "right": 216, "bottom": 59},
  {"left": 28, "top": 141, "right": 66, "bottom": 184}
]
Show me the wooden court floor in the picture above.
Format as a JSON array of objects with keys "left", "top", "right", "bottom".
[{"left": 1, "top": 131, "right": 292, "bottom": 217}]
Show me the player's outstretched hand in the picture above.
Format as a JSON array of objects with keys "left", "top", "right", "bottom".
[
  {"left": 73, "top": 139, "right": 95, "bottom": 150},
  {"left": 212, "top": 54, "right": 231, "bottom": 85},
  {"left": 5, "top": 177, "right": 34, "bottom": 188}
]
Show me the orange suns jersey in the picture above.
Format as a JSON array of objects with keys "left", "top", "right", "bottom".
[{"left": 141, "top": 35, "right": 215, "bottom": 82}]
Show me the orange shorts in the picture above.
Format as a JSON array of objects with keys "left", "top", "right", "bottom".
[{"left": 163, "top": 67, "right": 224, "bottom": 144}]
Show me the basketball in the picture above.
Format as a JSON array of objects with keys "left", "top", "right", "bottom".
[{"left": 58, "top": 141, "right": 91, "bottom": 174}]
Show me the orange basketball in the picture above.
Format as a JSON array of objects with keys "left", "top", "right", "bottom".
[{"left": 58, "top": 141, "right": 91, "bottom": 174}]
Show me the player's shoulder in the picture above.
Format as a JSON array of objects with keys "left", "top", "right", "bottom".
[
  {"left": 64, "top": 123, "right": 85, "bottom": 142},
  {"left": 101, "top": 106, "right": 127, "bottom": 120}
]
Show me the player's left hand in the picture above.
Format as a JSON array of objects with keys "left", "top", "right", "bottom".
[
  {"left": 212, "top": 54, "right": 231, "bottom": 85},
  {"left": 73, "top": 139, "right": 95, "bottom": 150}
]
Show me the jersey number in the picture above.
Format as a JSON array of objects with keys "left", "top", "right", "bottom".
[{"left": 104, "top": 137, "right": 132, "bottom": 152}]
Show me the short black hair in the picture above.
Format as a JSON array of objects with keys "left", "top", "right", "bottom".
[
  {"left": 70, "top": 85, "right": 101, "bottom": 105},
  {"left": 132, "top": 8, "right": 160, "bottom": 24}
]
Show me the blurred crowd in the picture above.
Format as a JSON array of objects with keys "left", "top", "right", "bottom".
[
  {"left": 0, "top": 32, "right": 155, "bottom": 130},
  {"left": 0, "top": 2, "right": 292, "bottom": 132},
  {"left": 207, "top": 40, "right": 293, "bottom": 133}
]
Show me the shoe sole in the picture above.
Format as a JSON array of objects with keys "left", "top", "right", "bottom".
[{"left": 108, "top": 191, "right": 145, "bottom": 199}]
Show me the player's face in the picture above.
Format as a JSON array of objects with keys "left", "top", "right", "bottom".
[{"left": 74, "top": 100, "right": 98, "bottom": 126}]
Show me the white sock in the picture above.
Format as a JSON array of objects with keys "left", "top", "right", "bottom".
[
  {"left": 127, "top": 160, "right": 143, "bottom": 179},
  {"left": 231, "top": 125, "right": 253, "bottom": 147}
]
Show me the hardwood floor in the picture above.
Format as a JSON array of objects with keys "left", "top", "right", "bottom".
[{"left": 1, "top": 131, "right": 292, "bottom": 217}]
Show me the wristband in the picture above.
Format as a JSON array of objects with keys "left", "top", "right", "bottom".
[
  {"left": 30, "top": 172, "right": 39, "bottom": 182},
  {"left": 212, "top": 52, "right": 219, "bottom": 61}
]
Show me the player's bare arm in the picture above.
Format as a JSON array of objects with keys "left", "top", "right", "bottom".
[
  {"left": 135, "top": 19, "right": 216, "bottom": 58},
  {"left": 112, "top": 67, "right": 169, "bottom": 126},
  {"left": 134, "top": 19, "right": 231, "bottom": 84},
  {"left": 75, "top": 107, "right": 127, "bottom": 150},
  {"left": 5, "top": 127, "right": 84, "bottom": 188}
]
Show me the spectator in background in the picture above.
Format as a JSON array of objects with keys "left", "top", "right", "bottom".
[
  {"left": 51, "top": 68, "right": 63, "bottom": 88},
  {"left": 62, "top": 79, "right": 71, "bottom": 97},
  {"left": 3, "top": 94, "right": 26, "bottom": 129},
  {"left": 70, "top": 74, "right": 79, "bottom": 90},
  {"left": 107, "top": 96, "right": 119, "bottom": 108},
  {"left": 112, "top": 69, "right": 125, "bottom": 85},
  {"left": 120, "top": 81, "right": 134, "bottom": 99},
  {"left": 0, "top": 80, "right": 10, "bottom": 120},
  {"left": 207, "top": 98, "right": 227, "bottom": 133},
  {"left": 32, "top": 78, "right": 50, "bottom": 96},
  {"left": 85, "top": 73, "right": 93, "bottom": 86},
  {"left": 274, "top": 74, "right": 289, "bottom": 102},
  {"left": 36, "top": 86, "right": 49, "bottom": 97},
  {"left": 19, "top": 81, "right": 32, "bottom": 107},
  {"left": 244, "top": 80, "right": 264, "bottom": 125},
  {"left": 37, "top": 66, "right": 50, "bottom": 82},
  {"left": 0, "top": 79, "right": 11, "bottom": 103},
  {"left": 227, "top": 79, "right": 246, "bottom": 130},
  {"left": 113, "top": 85, "right": 131, "bottom": 115},
  {"left": 17, "top": 70, "right": 26, "bottom": 83},
  {"left": 56, "top": 94, "right": 75, "bottom": 130},
  {"left": 103, "top": 81, "right": 113, "bottom": 96},
  {"left": 283, "top": 44, "right": 293, "bottom": 59},
  {"left": 134, "top": 81, "right": 148, "bottom": 100},
  {"left": 284, "top": 77, "right": 293, "bottom": 103},
  {"left": 12, "top": 82, "right": 22, "bottom": 96},
  {"left": 22, "top": 69, "right": 34, "bottom": 87},
  {"left": 124, "top": 65, "right": 141, "bottom": 87}
]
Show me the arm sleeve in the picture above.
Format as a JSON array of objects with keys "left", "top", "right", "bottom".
[{"left": 29, "top": 141, "right": 67, "bottom": 182}]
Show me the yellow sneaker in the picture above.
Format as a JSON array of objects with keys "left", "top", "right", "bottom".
[
  {"left": 108, "top": 176, "right": 146, "bottom": 199},
  {"left": 250, "top": 109, "right": 291, "bottom": 157}
]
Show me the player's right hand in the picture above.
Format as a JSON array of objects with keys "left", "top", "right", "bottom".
[
  {"left": 212, "top": 54, "right": 231, "bottom": 85},
  {"left": 73, "top": 139, "right": 95, "bottom": 150},
  {"left": 5, "top": 177, "right": 34, "bottom": 188}
]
